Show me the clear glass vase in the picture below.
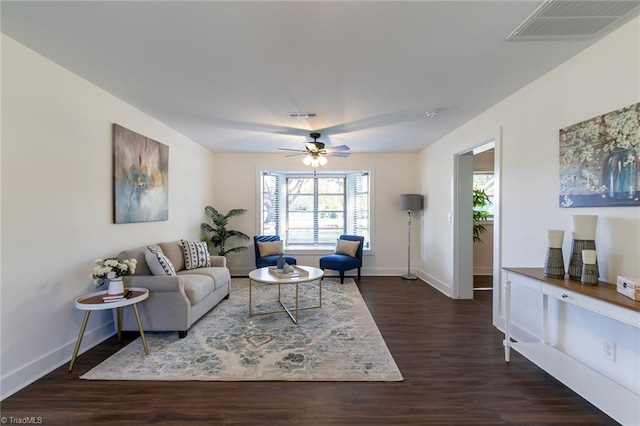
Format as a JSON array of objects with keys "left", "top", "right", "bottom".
[{"left": 603, "top": 148, "right": 637, "bottom": 200}]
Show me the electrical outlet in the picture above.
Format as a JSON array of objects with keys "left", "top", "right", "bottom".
[{"left": 602, "top": 339, "right": 616, "bottom": 362}]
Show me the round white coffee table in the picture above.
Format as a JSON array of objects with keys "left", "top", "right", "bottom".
[
  {"left": 69, "top": 287, "right": 149, "bottom": 372},
  {"left": 248, "top": 266, "right": 324, "bottom": 323}
]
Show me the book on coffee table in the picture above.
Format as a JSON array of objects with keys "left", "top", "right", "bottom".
[{"left": 102, "top": 289, "right": 132, "bottom": 302}]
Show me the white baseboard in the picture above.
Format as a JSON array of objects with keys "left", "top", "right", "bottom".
[
  {"left": 1, "top": 321, "right": 114, "bottom": 401},
  {"left": 418, "top": 270, "right": 453, "bottom": 297}
]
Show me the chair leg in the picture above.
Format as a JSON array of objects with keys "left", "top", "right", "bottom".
[
  {"left": 340, "top": 271, "right": 345, "bottom": 284},
  {"left": 357, "top": 268, "right": 361, "bottom": 281}
]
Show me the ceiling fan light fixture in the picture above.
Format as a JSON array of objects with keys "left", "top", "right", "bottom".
[
  {"left": 318, "top": 156, "right": 328, "bottom": 166},
  {"left": 311, "top": 157, "right": 320, "bottom": 168},
  {"left": 303, "top": 155, "right": 313, "bottom": 166}
]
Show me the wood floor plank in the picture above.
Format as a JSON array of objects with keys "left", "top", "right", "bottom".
[{"left": 1, "top": 277, "right": 618, "bottom": 425}]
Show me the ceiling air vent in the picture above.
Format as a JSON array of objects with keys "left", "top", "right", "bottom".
[
  {"left": 507, "top": 0, "right": 640, "bottom": 40},
  {"left": 288, "top": 112, "right": 317, "bottom": 118}
]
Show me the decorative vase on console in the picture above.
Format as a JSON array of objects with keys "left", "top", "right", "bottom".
[
  {"left": 568, "top": 215, "right": 598, "bottom": 281},
  {"left": 580, "top": 249, "right": 599, "bottom": 286},
  {"left": 544, "top": 229, "right": 565, "bottom": 279}
]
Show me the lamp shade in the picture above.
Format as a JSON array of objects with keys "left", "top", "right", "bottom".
[{"left": 399, "top": 194, "right": 423, "bottom": 211}]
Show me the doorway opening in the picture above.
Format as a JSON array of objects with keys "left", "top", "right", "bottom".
[{"left": 452, "top": 133, "right": 500, "bottom": 315}]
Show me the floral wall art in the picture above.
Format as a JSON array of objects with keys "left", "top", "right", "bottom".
[
  {"left": 559, "top": 102, "right": 639, "bottom": 207},
  {"left": 113, "top": 124, "right": 169, "bottom": 223}
]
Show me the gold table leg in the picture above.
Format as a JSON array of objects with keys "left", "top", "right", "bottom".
[
  {"left": 249, "top": 278, "right": 253, "bottom": 316},
  {"left": 251, "top": 277, "right": 323, "bottom": 324},
  {"left": 132, "top": 304, "right": 150, "bottom": 355},
  {"left": 117, "top": 307, "right": 122, "bottom": 342},
  {"left": 68, "top": 311, "right": 91, "bottom": 372}
]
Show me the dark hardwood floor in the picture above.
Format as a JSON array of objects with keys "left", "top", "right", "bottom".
[{"left": 1, "top": 277, "right": 616, "bottom": 425}]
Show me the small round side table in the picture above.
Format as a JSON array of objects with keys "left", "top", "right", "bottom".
[{"left": 69, "top": 287, "right": 150, "bottom": 372}]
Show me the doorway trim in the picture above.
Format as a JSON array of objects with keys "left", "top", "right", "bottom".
[{"left": 452, "top": 128, "right": 501, "bottom": 307}]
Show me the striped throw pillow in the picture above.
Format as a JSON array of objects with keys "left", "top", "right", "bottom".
[
  {"left": 146, "top": 245, "right": 176, "bottom": 276},
  {"left": 180, "top": 240, "right": 211, "bottom": 270}
]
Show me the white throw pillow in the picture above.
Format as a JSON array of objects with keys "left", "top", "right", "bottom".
[
  {"left": 257, "top": 240, "right": 283, "bottom": 257},
  {"left": 146, "top": 245, "right": 176, "bottom": 276},
  {"left": 335, "top": 239, "right": 360, "bottom": 257},
  {"left": 180, "top": 240, "right": 211, "bottom": 270}
]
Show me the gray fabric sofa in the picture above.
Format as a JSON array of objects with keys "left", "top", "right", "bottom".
[{"left": 117, "top": 240, "right": 230, "bottom": 338}]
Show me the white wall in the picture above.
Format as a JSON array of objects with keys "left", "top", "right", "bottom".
[
  {"left": 0, "top": 36, "right": 216, "bottom": 399},
  {"left": 420, "top": 17, "right": 640, "bottom": 400},
  {"left": 210, "top": 153, "right": 421, "bottom": 276}
]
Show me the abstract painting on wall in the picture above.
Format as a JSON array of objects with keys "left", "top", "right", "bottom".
[
  {"left": 113, "top": 124, "right": 169, "bottom": 223},
  {"left": 559, "top": 102, "right": 639, "bottom": 208}
]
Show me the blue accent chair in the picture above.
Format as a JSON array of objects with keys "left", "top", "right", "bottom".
[
  {"left": 253, "top": 235, "right": 297, "bottom": 269},
  {"left": 319, "top": 235, "right": 365, "bottom": 284}
]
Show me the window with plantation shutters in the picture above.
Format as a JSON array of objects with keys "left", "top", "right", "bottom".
[
  {"left": 347, "top": 171, "right": 369, "bottom": 249},
  {"left": 260, "top": 171, "right": 370, "bottom": 250},
  {"left": 261, "top": 172, "right": 281, "bottom": 236}
]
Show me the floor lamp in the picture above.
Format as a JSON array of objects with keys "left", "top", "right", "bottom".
[{"left": 399, "top": 194, "right": 423, "bottom": 280}]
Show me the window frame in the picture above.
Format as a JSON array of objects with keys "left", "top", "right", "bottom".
[
  {"left": 473, "top": 171, "right": 495, "bottom": 220},
  {"left": 258, "top": 170, "right": 372, "bottom": 252}
]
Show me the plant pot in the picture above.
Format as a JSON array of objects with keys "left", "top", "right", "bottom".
[{"left": 107, "top": 277, "right": 124, "bottom": 295}]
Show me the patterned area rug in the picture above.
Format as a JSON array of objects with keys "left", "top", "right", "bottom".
[{"left": 81, "top": 278, "right": 403, "bottom": 381}]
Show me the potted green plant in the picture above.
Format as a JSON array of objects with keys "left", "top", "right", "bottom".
[
  {"left": 201, "top": 206, "right": 250, "bottom": 256},
  {"left": 473, "top": 188, "right": 492, "bottom": 243}
]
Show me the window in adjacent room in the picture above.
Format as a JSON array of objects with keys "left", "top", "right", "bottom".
[
  {"left": 260, "top": 171, "right": 370, "bottom": 250},
  {"left": 473, "top": 172, "right": 495, "bottom": 218}
]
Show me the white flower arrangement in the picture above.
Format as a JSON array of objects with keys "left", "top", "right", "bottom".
[{"left": 92, "top": 257, "right": 137, "bottom": 287}]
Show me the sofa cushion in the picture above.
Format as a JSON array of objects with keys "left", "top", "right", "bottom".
[
  {"left": 178, "top": 267, "right": 230, "bottom": 291},
  {"left": 145, "top": 245, "right": 176, "bottom": 276},
  {"left": 257, "top": 240, "right": 283, "bottom": 257},
  {"left": 180, "top": 240, "right": 211, "bottom": 270},
  {"left": 158, "top": 241, "right": 185, "bottom": 272},
  {"left": 335, "top": 239, "right": 360, "bottom": 257},
  {"left": 119, "top": 247, "right": 151, "bottom": 276},
  {"left": 178, "top": 274, "right": 215, "bottom": 305}
]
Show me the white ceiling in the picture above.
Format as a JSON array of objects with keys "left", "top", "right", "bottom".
[{"left": 2, "top": 1, "right": 637, "bottom": 154}]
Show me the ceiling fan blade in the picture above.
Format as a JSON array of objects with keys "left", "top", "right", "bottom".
[
  {"left": 327, "top": 151, "right": 350, "bottom": 158},
  {"left": 327, "top": 145, "right": 350, "bottom": 151},
  {"left": 278, "top": 148, "right": 305, "bottom": 152},
  {"left": 285, "top": 152, "right": 305, "bottom": 157}
]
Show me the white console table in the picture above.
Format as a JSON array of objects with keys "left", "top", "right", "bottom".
[{"left": 503, "top": 268, "right": 640, "bottom": 426}]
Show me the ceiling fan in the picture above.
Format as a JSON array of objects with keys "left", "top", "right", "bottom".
[{"left": 278, "top": 133, "right": 350, "bottom": 167}]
